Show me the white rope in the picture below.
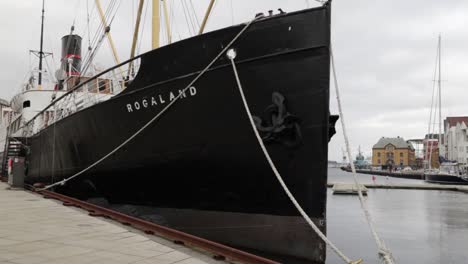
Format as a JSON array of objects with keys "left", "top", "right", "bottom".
[
  {"left": 331, "top": 46, "right": 395, "bottom": 264},
  {"left": 39, "top": 16, "right": 261, "bottom": 191},
  {"left": 228, "top": 52, "right": 361, "bottom": 264}
]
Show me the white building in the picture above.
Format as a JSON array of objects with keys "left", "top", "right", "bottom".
[
  {"left": 0, "top": 99, "right": 13, "bottom": 153},
  {"left": 445, "top": 117, "right": 468, "bottom": 164}
]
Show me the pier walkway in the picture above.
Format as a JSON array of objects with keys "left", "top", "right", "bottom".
[
  {"left": 328, "top": 182, "right": 468, "bottom": 193},
  {"left": 0, "top": 182, "right": 221, "bottom": 264}
]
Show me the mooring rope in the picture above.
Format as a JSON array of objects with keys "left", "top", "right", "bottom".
[
  {"left": 39, "top": 15, "right": 262, "bottom": 191},
  {"left": 228, "top": 51, "right": 361, "bottom": 264},
  {"left": 331, "top": 45, "right": 395, "bottom": 264}
]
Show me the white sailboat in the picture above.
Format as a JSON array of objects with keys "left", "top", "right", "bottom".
[{"left": 424, "top": 35, "right": 468, "bottom": 184}]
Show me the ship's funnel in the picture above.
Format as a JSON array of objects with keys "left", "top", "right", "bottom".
[{"left": 61, "top": 34, "right": 82, "bottom": 77}]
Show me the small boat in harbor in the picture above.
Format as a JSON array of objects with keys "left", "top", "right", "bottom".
[{"left": 424, "top": 162, "right": 468, "bottom": 185}]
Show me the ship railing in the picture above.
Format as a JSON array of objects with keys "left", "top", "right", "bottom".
[{"left": 20, "top": 56, "right": 143, "bottom": 137}]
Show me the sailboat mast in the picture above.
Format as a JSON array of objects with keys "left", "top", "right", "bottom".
[
  {"left": 438, "top": 35, "right": 442, "bottom": 154},
  {"left": 152, "top": 0, "right": 160, "bottom": 49},
  {"left": 38, "top": 0, "right": 45, "bottom": 90},
  {"left": 426, "top": 36, "right": 441, "bottom": 170}
]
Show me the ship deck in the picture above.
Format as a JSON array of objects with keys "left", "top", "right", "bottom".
[{"left": 0, "top": 182, "right": 223, "bottom": 264}]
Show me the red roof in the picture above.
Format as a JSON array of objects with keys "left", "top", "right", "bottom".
[{"left": 445, "top": 116, "right": 468, "bottom": 128}]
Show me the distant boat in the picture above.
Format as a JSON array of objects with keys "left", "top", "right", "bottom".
[
  {"left": 328, "top": 160, "right": 339, "bottom": 168},
  {"left": 425, "top": 162, "right": 468, "bottom": 184},
  {"left": 423, "top": 35, "right": 468, "bottom": 185},
  {"left": 424, "top": 35, "right": 443, "bottom": 172},
  {"left": 353, "top": 146, "right": 370, "bottom": 169}
]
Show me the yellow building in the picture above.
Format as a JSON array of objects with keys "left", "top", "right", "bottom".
[{"left": 372, "top": 137, "right": 415, "bottom": 168}]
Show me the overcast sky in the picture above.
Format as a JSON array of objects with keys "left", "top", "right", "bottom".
[{"left": 0, "top": 0, "right": 467, "bottom": 162}]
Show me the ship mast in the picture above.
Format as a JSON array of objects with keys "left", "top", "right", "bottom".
[
  {"left": 128, "top": 0, "right": 145, "bottom": 78},
  {"left": 199, "top": 0, "right": 216, "bottom": 35},
  {"left": 162, "top": 0, "right": 172, "bottom": 44},
  {"left": 152, "top": 0, "right": 213, "bottom": 47},
  {"left": 152, "top": 0, "right": 160, "bottom": 49},
  {"left": 38, "top": 0, "right": 45, "bottom": 90},
  {"left": 95, "top": 0, "right": 121, "bottom": 66}
]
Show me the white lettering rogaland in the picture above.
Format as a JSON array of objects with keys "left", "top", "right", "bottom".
[{"left": 126, "top": 86, "right": 197, "bottom": 112}]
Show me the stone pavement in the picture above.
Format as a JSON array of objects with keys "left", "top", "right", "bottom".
[{"left": 0, "top": 182, "right": 223, "bottom": 264}]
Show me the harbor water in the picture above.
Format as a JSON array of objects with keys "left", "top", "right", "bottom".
[{"left": 326, "top": 168, "right": 468, "bottom": 263}]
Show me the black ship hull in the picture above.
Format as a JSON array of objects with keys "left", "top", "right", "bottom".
[
  {"left": 424, "top": 173, "right": 468, "bottom": 185},
  {"left": 24, "top": 5, "right": 333, "bottom": 263}
]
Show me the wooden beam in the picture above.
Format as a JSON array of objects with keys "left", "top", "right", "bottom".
[
  {"left": 162, "top": 0, "right": 172, "bottom": 44},
  {"left": 128, "top": 0, "right": 145, "bottom": 78},
  {"left": 198, "top": 0, "right": 215, "bottom": 35},
  {"left": 95, "top": 0, "right": 121, "bottom": 65},
  {"left": 152, "top": 0, "right": 160, "bottom": 49}
]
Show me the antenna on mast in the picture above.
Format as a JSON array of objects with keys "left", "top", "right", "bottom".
[{"left": 38, "top": 0, "right": 45, "bottom": 90}]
